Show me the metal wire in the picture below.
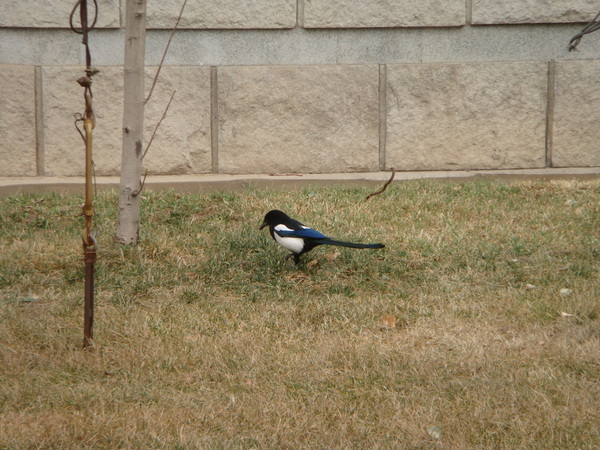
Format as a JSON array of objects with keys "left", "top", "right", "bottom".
[
  {"left": 569, "top": 10, "right": 600, "bottom": 51},
  {"left": 69, "top": 0, "right": 98, "bottom": 33},
  {"left": 70, "top": 0, "right": 98, "bottom": 68}
]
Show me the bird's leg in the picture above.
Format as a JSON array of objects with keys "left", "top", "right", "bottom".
[{"left": 284, "top": 253, "right": 301, "bottom": 265}]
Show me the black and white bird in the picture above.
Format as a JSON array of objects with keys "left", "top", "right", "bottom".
[{"left": 260, "top": 209, "right": 384, "bottom": 264}]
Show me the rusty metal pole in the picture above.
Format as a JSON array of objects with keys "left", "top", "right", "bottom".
[
  {"left": 81, "top": 86, "right": 96, "bottom": 349},
  {"left": 83, "top": 245, "right": 96, "bottom": 348}
]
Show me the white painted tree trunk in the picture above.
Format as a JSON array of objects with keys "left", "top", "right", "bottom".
[{"left": 115, "top": 0, "right": 147, "bottom": 245}]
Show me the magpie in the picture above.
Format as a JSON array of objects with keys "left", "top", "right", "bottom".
[{"left": 260, "top": 209, "right": 384, "bottom": 264}]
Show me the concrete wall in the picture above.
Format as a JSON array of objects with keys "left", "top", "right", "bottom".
[{"left": 1, "top": 0, "right": 599, "bottom": 177}]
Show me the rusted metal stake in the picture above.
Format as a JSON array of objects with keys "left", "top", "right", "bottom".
[
  {"left": 83, "top": 246, "right": 96, "bottom": 348},
  {"left": 81, "top": 85, "right": 96, "bottom": 349},
  {"left": 69, "top": 0, "right": 98, "bottom": 349},
  {"left": 73, "top": 0, "right": 99, "bottom": 349}
]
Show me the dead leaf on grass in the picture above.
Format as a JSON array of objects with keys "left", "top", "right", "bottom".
[
  {"left": 325, "top": 251, "right": 341, "bottom": 262},
  {"left": 306, "top": 259, "right": 319, "bottom": 269},
  {"left": 285, "top": 273, "right": 309, "bottom": 283},
  {"left": 380, "top": 315, "right": 396, "bottom": 330}
]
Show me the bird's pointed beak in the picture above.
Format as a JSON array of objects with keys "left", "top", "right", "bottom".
[{"left": 260, "top": 220, "right": 268, "bottom": 230}]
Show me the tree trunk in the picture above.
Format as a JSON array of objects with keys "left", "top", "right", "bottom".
[{"left": 115, "top": 0, "right": 147, "bottom": 245}]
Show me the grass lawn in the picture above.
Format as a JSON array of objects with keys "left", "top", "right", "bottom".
[{"left": 0, "top": 179, "right": 598, "bottom": 447}]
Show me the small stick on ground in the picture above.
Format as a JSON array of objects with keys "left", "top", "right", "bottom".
[{"left": 365, "top": 168, "right": 395, "bottom": 201}]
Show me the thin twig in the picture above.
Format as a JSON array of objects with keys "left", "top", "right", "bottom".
[
  {"left": 145, "top": 0, "right": 188, "bottom": 104},
  {"left": 365, "top": 168, "right": 396, "bottom": 201},
  {"left": 142, "top": 90, "right": 176, "bottom": 160},
  {"left": 132, "top": 169, "right": 149, "bottom": 197}
]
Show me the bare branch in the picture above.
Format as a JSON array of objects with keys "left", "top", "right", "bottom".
[
  {"left": 142, "top": 90, "right": 176, "bottom": 160},
  {"left": 145, "top": 0, "right": 188, "bottom": 104},
  {"left": 365, "top": 168, "right": 396, "bottom": 201}
]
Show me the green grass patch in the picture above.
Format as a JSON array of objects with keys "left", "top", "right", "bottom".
[{"left": 0, "top": 179, "right": 598, "bottom": 447}]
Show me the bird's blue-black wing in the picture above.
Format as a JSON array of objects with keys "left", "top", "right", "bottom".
[{"left": 275, "top": 227, "right": 327, "bottom": 240}]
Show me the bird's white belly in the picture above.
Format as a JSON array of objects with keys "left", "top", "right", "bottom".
[{"left": 274, "top": 233, "right": 304, "bottom": 254}]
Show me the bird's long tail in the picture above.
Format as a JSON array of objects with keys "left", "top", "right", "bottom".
[{"left": 319, "top": 239, "right": 384, "bottom": 249}]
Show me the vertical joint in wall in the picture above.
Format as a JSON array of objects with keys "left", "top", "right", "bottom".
[
  {"left": 34, "top": 66, "right": 45, "bottom": 176},
  {"left": 545, "top": 60, "right": 556, "bottom": 168},
  {"left": 210, "top": 66, "right": 219, "bottom": 174},
  {"left": 465, "top": 0, "right": 473, "bottom": 25},
  {"left": 296, "top": 0, "right": 304, "bottom": 28},
  {"left": 378, "top": 64, "right": 387, "bottom": 171}
]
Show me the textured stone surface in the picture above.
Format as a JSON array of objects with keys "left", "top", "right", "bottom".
[
  {"left": 0, "top": 65, "right": 37, "bottom": 176},
  {"left": 0, "top": 0, "right": 119, "bottom": 28},
  {"left": 386, "top": 62, "right": 548, "bottom": 171},
  {"left": 552, "top": 60, "right": 600, "bottom": 167},
  {"left": 218, "top": 65, "right": 379, "bottom": 174},
  {"left": 146, "top": 0, "right": 296, "bottom": 29},
  {"left": 0, "top": 30, "right": 83, "bottom": 66},
  {"left": 303, "top": 0, "right": 465, "bottom": 28},
  {"left": 473, "top": 0, "right": 599, "bottom": 24},
  {"left": 43, "top": 66, "right": 211, "bottom": 176},
  {"left": 3, "top": 26, "right": 600, "bottom": 67}
]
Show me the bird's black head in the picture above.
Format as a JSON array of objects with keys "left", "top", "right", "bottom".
[{"left": 260, "top": 210, "right": 290, "bottom": 229}]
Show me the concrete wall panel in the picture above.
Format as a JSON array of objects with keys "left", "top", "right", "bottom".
[
  {"left": 304, "top": 0, "right": 465, "bottom": 28},
  {"left": 386, "top": 62, "right": 548, "bottom": 171},
  {"left": 0, "top": 0, "right": 119, "bottom": 28},
  {"left": 146, "top": 1, "right": 296, "bottom": 29},
  {"left": 218, "top": 65, "right": 379, "bottom": 174},
  {"left": 42, "top": 66, "right": 211, "bottom": 176},
  {"left": 553, "top": 60, "right": 600, "bottom": 167},
  {"left": 0, "top": 65, "right": 37, "bottom": 176},
  {"left": 473, "top": 0, "right": 599, "bottom": 25}
]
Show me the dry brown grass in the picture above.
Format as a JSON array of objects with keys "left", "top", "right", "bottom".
[{"left": 0, "top": 179, "right": 598, "bottom": 447}]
